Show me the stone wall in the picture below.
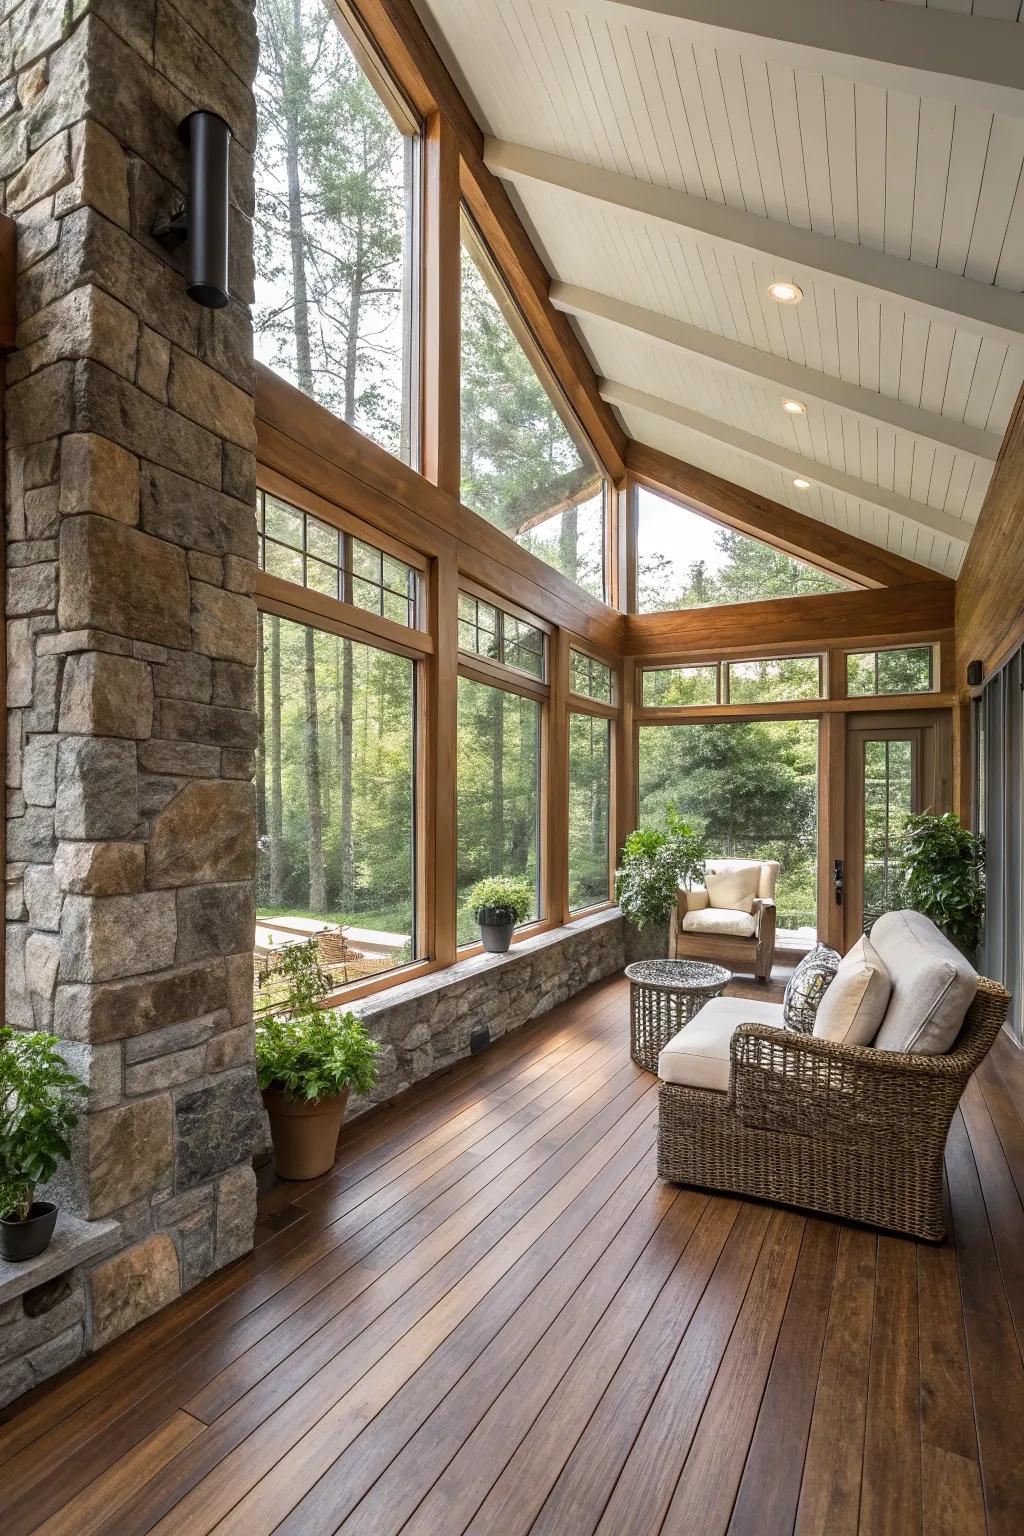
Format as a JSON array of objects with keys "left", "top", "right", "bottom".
[
  {"left": 2, "top": 0, "right": 262, "bottom": 1405},
  {"left": 350, "top": 911, "right": 626, "bottom": 1118}
]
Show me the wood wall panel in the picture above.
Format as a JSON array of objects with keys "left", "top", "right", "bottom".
[{"left": 956, "top": 383, "right": 1024, "bottom": 687}]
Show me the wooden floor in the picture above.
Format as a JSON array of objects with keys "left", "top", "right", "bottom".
[{"left": 3, "top": 973, "right": 1024, "bottom": 1535}]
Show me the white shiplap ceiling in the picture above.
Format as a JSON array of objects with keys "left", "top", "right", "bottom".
[{"left": 413, "top": 0, "right": 1024, "bottom": 576}]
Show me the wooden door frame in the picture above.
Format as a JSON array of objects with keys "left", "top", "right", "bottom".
[{"left": 843, "top": 710, "right": 952, "bottom": 948}]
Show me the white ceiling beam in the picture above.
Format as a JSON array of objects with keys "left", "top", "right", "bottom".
[
  {"left": 552, "top": 282, "right": 1001, "bottom": 463},
  {"left": 485, "top": 140, "right": 1024, "bottom": 349},
  {"left": 599, "top": 378, "right": 977, "bottom": 545},
  {"left": 575, "top": 0, "right": 1024, "bottom": 119}
]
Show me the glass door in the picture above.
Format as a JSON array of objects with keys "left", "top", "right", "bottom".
[{"left": 843, "top": 714, "right": 949, "bottom": 948}]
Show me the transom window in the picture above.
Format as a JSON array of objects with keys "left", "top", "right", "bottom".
[
  {"left": 641, "top": 655, "right": 823, "bottom": 708},
  {"left": 458, "top": 593, "right": 546, "bottom": 681},
  {"left": 846, "top": 646, "right": 935, "bottom": 697},
  {"left": 569, "top": 649, "right": 613, "bottom": 703},
  {"left": 257, "top": 489, "right": 419, "bottom": 628},
  {"left": 254, "top": 0, "right": 419, "bottom": 462}
]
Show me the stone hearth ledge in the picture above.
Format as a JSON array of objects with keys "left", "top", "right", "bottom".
[
  {"left": 0, "top": 1212, "right": 120, "bottom": 1307},
  {"left": 347, "top": 909, "right": 626, "bottom": 1118}
]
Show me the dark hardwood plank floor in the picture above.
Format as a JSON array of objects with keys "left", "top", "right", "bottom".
[{"left": 3, "top": 973, "right": 1023, "bottom": 1536}]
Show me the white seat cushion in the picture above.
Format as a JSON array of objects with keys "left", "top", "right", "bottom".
[
  {"left": 869, "top": 909, "right": 978, "bottom": 1054},
  {"left": 705, "top": 864, "right": 758, "bottom": 914},
  {"left": 812, "top": 934, "right": 892, "bottom": 1047},
  {"left": 658, "top": 995, "right": 786, "bottom": 1092},
  {"left": 681, "top": 907, "right": 757, "bottom": 939}
]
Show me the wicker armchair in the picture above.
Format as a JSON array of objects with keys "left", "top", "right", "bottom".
[{"left": 657, "top": 975, "right": 1010, "bottom": 1241}]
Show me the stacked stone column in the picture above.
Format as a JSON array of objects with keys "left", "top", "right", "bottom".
[{"left": 2, "top": 1, "right": 262, "bottom": 1401}]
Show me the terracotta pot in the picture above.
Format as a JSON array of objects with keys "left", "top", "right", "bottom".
[
  {"left": 262, "top": 1085, "right": 350, "bottom": 1180},
  {"left": 0, "top": 1201, "right": 58, "bottom": 1263}
]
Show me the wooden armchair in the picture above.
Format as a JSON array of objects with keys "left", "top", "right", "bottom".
[{"left": 669, "top": 858, "right": 779, "bottom": 982}]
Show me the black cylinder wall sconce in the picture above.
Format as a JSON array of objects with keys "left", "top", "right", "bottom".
[
  {"left": 967, "top": 659, "right": 984, "bottom": 688},
  {"left": 152, "top": 111, "right": 232, "bottom": 309}
]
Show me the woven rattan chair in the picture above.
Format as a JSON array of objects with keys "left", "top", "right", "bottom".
[{"left": 657, "top": 975, "right": 1010, "bottom": 1241}]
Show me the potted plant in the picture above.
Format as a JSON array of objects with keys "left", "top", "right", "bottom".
[
  {"left": 615, "top": 809, "right": 707, "bottom": 963},
  {"left": 466, "top": 875, "right": 534, "bottom": 953},
  {"left": 0, "top": 1028, "right": 87, "bottom": 1263},
  {"left": 898, "top": 810, "right": 986, "bottom": 957},
  {"left": 256, "top": 940, "right": 379, "bottom": 1180}
]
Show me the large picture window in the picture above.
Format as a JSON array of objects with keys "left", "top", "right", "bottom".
[
  {"left": 255, "top": 614, "right": 416, "bottom": 1007},
  {"left": 635, "top": 486, "right": 847, "bottom": 614},
  {"left": 460, "top": 222, "right": 606, "bottom": 601},
  {"left": 568, "top": 714, "right": 611, "bottom": 911},
  {"left": 638, "top": 720, "right": 819, "bottom": 941},
  {"left": 254, "top": 0, "right": 418, "bottom": 461},
  {"left": 456, "top": 677, "right": 542, "bottom": 944}
]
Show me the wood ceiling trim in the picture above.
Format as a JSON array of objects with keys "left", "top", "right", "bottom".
[
  {"left": 606, "top": 379, "right": 977, "bottom": 546},
  {"left": 625, "top": 579, "right": 957, "bottom": 658},
  {"left": 628, "top": 442, "right": 950, "bottom": 592},
  {"left": 485, "top": 140, "right": 1024, "bottom": 349},
  {"left": 572, "top": 0, "right": 1024, "bottom": 118},
  {"left": 552, "top": 283, "right": 1002, "bottom": 464}
]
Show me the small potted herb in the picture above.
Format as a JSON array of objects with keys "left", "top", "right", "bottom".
[
  {"left": 898, "top": 811, "right": 986, "bottom": 957},
  {"left": 466, "top": 875, "right": 534, "bottom": 953},
  {"left": 256, "top": 940, "right": 379, "bottom": 1180},
  {"left": 0, "top": 1029, "right": 87, "bottom": 1263},
  {"left": 615, "top": 810, "right": 707, "bottom": 962}
]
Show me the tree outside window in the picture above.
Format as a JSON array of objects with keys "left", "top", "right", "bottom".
[{"left": 254, "top": 0, "right": 416, "bottom": 459}]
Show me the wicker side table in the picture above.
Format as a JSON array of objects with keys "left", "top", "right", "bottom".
[{"left": 626, "top": 959, "right": 732, "bottom": 1073}]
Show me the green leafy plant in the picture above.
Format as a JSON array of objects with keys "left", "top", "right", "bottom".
[
  {"left": 0, "top": 1029, "right": 87, "bottom": 1223},
  {"left": 256, "top": 940, "right": 378, "bottom": 1104},
  {"left": 615, "top": 809, "right": 708, "bottom": 930},
  {"left": 467, "top": 875, "right": 534, "bottom": 926},
  {"left": 898, "top": 811, "right": 986, "bottom": 955}
]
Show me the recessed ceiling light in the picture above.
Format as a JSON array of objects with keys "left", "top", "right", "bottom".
[
  {"left": 768, "top": 280, "right": 803, "bottom": 305},
  {"left": 781, "top": 398, "right": 807, "bottom": 415},
  {"left": 792, "top": 477, "right": 811, "bottom": 490}
]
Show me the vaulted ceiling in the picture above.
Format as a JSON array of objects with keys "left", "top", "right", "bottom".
[{"left": 413, "top": 0, "right": 1024, "bottom": 578}]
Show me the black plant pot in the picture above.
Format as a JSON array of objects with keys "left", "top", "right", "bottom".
[
  {"left": 478, "top": 915, "right": 515, "bottom": 953},
  {"left": 0, "top": 1201, "right": 58, "bottom": 1263}
]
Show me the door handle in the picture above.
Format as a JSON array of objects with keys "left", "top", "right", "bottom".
[{"left": 834, "top": 859, "right": 844, "bottom": 906}]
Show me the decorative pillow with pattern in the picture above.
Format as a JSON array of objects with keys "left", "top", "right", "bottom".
[{"left": 782, "top": 942, "right": 841, "bottom": 1033}]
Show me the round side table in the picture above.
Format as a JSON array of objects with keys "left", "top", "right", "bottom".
[{"left": 626, "top": 958, "right": 732, "bottom": 1074}]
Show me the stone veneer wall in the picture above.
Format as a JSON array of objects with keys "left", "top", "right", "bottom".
[
  {"left": 349, "top": 912, "right": 626, "bottom": 1119},
  {"left": 1, "top": 0, "right": 263, "bottom": 1407}
]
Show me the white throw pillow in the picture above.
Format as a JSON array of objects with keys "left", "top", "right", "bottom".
[
  {"left": 870, "top": 909, "right": 978, "bottom": 1054},
  {"left": 812, "top": 935, "right": 892, "bottom": 1047},
  {"left": 704, "top": 865, "right": 758, "bottom": 914}
]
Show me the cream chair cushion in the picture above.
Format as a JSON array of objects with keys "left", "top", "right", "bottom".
[
  {"left": 658, "top": 996, "right": 786, "bottom": 1091},
  {"left": 812, "top": 934, "right": 892, "bottom": 1047},
  {"left": 704, "top": 863, "right": 759, "bottom": 914},
  {"left": 681, "top": 908, "right": 757, "bottom": 939},
  {"left": 870, "top": 909, "right": 978, "bottom": 1054}
]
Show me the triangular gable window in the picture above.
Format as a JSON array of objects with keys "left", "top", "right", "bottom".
[{"left": 636, "top": 486, "right": 851, "bottom": 612}]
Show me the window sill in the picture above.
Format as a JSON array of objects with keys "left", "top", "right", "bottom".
[{"left": 354, "top": 907, "right": 623, "bottom": 1018}]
